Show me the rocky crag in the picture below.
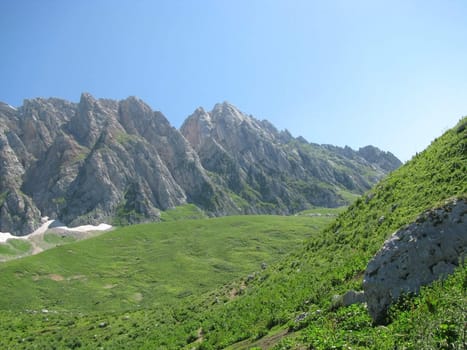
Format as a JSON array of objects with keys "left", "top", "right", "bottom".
[
  {"left": 181, "top": 102, "right": 400, "bottom": 214},
  {"left": 0, "top": 94, "right": 401, "bottom": 235}
]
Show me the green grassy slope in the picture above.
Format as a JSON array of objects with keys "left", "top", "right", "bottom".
[
  {"left": 203, "top": 117, "right": 467, "bottom": 349},
  {"left": 0, "top": 204, "right": 205, "bottom": 262},
  {"left": 0, "top": 239, "right": 32, "bottom": 259},
  {"left": 163, "top": 116, "right": 464, "bottom": 349},
  {"left": 202, "top": 117, "right": 467, "bottom": 349},
  {"left": 160, "top": 203, "right": 208, "bottom": 222},
  {"left": 0, "top": 118, "right": 465, "bottom": 349},
  {"left": 0, "top": 215, "right": 333, "bottom": 314}
]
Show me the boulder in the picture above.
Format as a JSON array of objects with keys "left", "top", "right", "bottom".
[
  {"left": 331, "top": 290, "right": 365, "bottom": 310},
  {"left": 363, "top": 198, "right": 467, "bottom": 324},
  {"left": 342, "top": 290, "right": 365, "bottom": 307}
]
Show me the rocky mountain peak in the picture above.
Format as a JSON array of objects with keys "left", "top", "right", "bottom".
[
  {"left": 211, "top": 101, "right": 239, "bottom": 116},
  {"left": 357, "top": 145, "right": 402, "bottom": 172},
  {"left": 214, "top": 103, "right": 278, "bottom": 144},
  {"left": 194, "top": 106, "right": 206, "bottom": 114},
  {"left": 1, "top": 94, "right": 239, "bottom": 235},
  {"left": 70, "top": 93, "right": 126, "bottom": 147},
  {"left": 78, "top": 92, "right": 96, "bottom": 108},
  {"left": 0, "top": 94, "right": 401, "bottom": 235},
  {"left": 0, "top": 102, "right": 17, "bottom": 112},
  {"left": 181, "top": 101, "right": 402, "bottom": 215},
  {"left": 180, "top": 107, "right": 213, "bottom": 150},
  {"left": 209, "top": 102, "right": 259, "bottom": 131},
  {"left": 120, "top": 96, "right": 152, "bottom": 115},
  {"left": 117, "top": 96, "right": 157, "bottom": 135}
]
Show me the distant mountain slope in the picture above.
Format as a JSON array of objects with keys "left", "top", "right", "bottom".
[
  {"left": 181, "top": 102, "right": 401, "bottom": 214},
  {"left": 0, "top": 95, "right": 236, "bottom": 235},
  {"left": 0, "top": 95, "right": 400, "bottom": 235}
]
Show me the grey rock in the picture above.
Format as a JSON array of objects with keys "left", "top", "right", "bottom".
[
  {"left": 363, "top": 198, "right": 467, "bottom": 324},
  {"left": 181, "top": 102, "right": 400, "bottom": 215},
  {"left": 0, "top": 94, "right": 233, "bottom": 234},
  {"left": 294, "top": 312, "right": 308, "bottom": 322},
  {"left": 357, "top": 145, "right": 401, "bottom": 173},
  {"left": 331, "top": 290, "right": 365, "bottom": 309},
  {"left": 342, "top": 290, "right": 365, "bottom": 307},
  {"left": 0, "top": 94, "right": 401, "bottom": 235}
]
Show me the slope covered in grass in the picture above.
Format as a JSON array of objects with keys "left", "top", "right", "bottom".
[
  {"left": 201, "top": 117, "right": 467, "bottom": 349},
  {"left": 0, "top": 239, "right": 32, "bottom": 259},
  {"left": 151, "top": 116, "right": 464, "bottom": 349},
  {"left": 0, "top": 215, "right": 333, "bottom": 313},
  {"left": 0, "top": 204, "right": 205, "bottom": 263},
  {"left": 0, "top": 118, "right": 465, "bottom": 349}
]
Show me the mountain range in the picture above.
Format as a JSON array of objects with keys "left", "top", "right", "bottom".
[
  {"left": 0, "top": 93, "right": 401, "bottom": 235},
  {"left": 0, "top": 110, "right": 464, "bottom": 349}
]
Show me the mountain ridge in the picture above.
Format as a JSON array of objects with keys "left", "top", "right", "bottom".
[
  {"left": 181, "top": 101, "right": 400, "bottom": 212},
  {"left": 0, "top": 93, "right": 401, "bottom": 235}
]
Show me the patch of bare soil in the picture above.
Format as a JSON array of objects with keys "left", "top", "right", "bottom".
[
  {"left": 229, "top": 280, "right": 247, "bottom": 300},
  {"left": 195, "top": 327, "right": 204, "bottom": 343},
  {"left": 32, "top": 274, "right": 65, "bottom": 281},
  {"left": 48, "top": 274, "right": 64, "bottom": 281}
]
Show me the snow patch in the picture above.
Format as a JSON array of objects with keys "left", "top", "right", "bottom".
[
  {"left": 0, "top": 218, "right": 112, "bottom": 243},
  {"left": 0, "top": 232, "right": 16, "bottom": 243},
  {"left": 54, "top": 223, "right": 112, "bottom": 232}
]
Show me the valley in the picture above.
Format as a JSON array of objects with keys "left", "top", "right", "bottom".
[
  {"left": 0, "top": 214, "right": 335, "bottom": 313},
  {"left": 2, "top": 1, "right": 466, "bottom": 348},
  {"left": 0, "top": 117, "right": 464, "bottom": 349}
]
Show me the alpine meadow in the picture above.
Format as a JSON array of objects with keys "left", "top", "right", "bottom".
[{"left": 2, "top": 1, "right": 467, "bottom": 349}]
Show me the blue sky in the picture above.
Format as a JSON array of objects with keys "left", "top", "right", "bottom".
[{"left": 1, "top": 0, "right": 466, "bottom": 161}]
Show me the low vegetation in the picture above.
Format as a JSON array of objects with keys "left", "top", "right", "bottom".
[
  {"left": 160, "top": 203, "right": 208, "bottom": 222},
  {"left": 0, "top": 239, "right": 31, "bottom": 260},
  {"left": 0, "top": 215, "right": 333, "bottom": 312}
]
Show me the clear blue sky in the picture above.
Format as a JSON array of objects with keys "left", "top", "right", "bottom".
[{"left": 1, "top": 0, "right": 466, "bottom": 161}]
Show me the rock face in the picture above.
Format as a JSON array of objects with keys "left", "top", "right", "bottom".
[
  {"left": 363, "top": 198, "right": 467, "bottom": 324},
  {"left": 357, "top": 145, "right": 402, "bottom": 173},
  {"left": 0, "top": 94, "right": 237, "bottom": 234},
  {"left": 181, "top": 102, "right": 401, "bottom": 214},
  {"left": 0, "top": 95, "right": 401, "bottom": 235}
]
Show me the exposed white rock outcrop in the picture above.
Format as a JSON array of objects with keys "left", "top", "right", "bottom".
[{"left": 363, "top": 198, "right": 467, "bottom": 324}]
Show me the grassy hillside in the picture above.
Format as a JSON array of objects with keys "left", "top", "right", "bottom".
[
  {"left": 0, "top": 118, "right": 465, "bottom": 349},
  {"left": 201, "top": 116, "right": 467, "bottom": 349},
  {"left": 0, "top": 239, "right": 32, "bottom": 260},
  {"left": 0, "top": 215, "right": 333, "bottom": 313},
  {"left": 0, "top": 204, "right": 207, "bottom": 263}
]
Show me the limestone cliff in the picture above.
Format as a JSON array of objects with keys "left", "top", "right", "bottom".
[
  {"left": 0, "top": 96, "right": 401, "bottom": 235},
  {"left": 0, "top": 94, "right": 236, "bottom": 234},
  {"left": 181, "top": 102, "right": 401, "bottom": 214}
]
